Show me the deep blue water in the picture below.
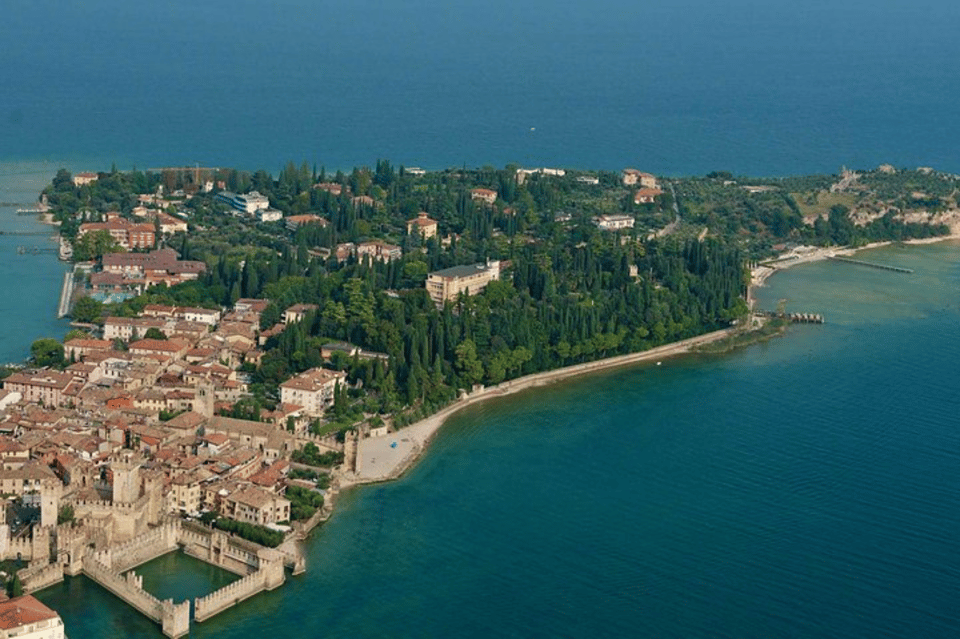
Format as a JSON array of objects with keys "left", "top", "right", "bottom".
[
  {"left": 4, "top": 0, "right": 960, "bottom": 175},
  {"left": 7, "top": 3, "right": 960, "bottom": 636},
  {"left": 34, "top": 242, "right": 960, "bottom": 638}
]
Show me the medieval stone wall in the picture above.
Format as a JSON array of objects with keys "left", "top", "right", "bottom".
[
  {"left": 194, "top": 569, "right": 268, "bottom": 622},
  {"left": 18, "top": 561, "right": 64, "bottom": 593}
]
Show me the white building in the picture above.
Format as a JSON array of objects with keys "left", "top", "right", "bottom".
[
  {"left": 282, "top": 303, "right": 319, "bottom": 325},
  {"left": 0, "top": 595, "right": 65, "bottom": 639},
  {"left": 594, "top": 214, "right": 635, "bottom": 231},
  {"left": 425, "top": 261, "right": 501, "bottom": 307},
  {"left": 176, "top": 306, "right": 222, "bottom": 326},
  {"left": 216, "top": 190, "right": 271, "bottom": 214},
  {"left": 259, "top": 208, "right": 283, "bottom": 222},
  {"left": 72, "top": 172, "right": 98, "bottom": 186},
  {"left": 279, "top": 368, "right": 348, "bottom": 415}
]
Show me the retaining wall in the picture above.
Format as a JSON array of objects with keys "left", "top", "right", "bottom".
[{"left": 296, "top": 432, "right": 343, "bottom": 452}]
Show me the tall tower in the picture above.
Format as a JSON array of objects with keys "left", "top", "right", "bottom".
[
  {"left": 39, "top": 485, "right": 58, "bottom": 529},
  {"left": 142, "top": 470, "right": 164, "bottom": 525},
  {"left": 112, "top": 457, "right": 142, "bottom": 505},
  {"left": 196, "top": 381, "right": 214, "bottom": 418}
]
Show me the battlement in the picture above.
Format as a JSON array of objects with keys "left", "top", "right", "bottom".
[
  {"left": 18, "top": 560, "right": 64, "bottom": 593},
  {"left": 104, "top": 520, "right": 180, "bottom": 572},
  {"left": 296, "top": 432, "right": 343, "bottom": 452},
  {"left": 0, "top": 524, "right": 51, "bottom": 562},
  {"left": 82, "top": 553, "right": 164, "bottom": 621},
  {"left": 72, "top": 493, "right": 150, "bottom": 515},
  {"left": 194, "top": 568, "right": 275, "bottom": 622},
  {"left": 81, "top": 551, "right": 188, "bottom": 638}
]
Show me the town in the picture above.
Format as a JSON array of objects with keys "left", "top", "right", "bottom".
[{"left": 0, "top": 160, "right": 954, "bottom": 638}]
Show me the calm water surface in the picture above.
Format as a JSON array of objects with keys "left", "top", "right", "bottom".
[
  {"left": 4, "top": 0, "right": 960, "bottom": 175},
  {"left": 0, "top": 162, "right": 70, "bottom": 363},
  {"left": 6, "top": 1, "right": 960, "bottom": 634},
  {"left": 35, "top": 243, "right": 960, "bottom": 637}
]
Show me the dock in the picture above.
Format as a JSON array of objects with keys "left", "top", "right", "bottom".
[
  {"left": 18, "top": 246, "right": 58, "bottom": 255},
  {"left": 757, "top": 311, "right": 824, "bottom": 324},
  {"left": 1, "top": 230, "right": 54, "bottom": 236},
  {"left": 827, "top": 256, "right": 913, "bottom": 273},
  {"left": 57, "top": 271, "right": 74, "bottom": 318}
]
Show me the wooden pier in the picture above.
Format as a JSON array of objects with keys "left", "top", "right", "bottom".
[
  {"left": 827, "top": 256, "right": 913, "bottom": 273},
  {"left": 0, "top": 230, "right": 53, "bottom": 236},
  {"left": 17, "top": 246, "right": 58, "bottom": 255},
  {"left": 757, "top": 311, "right": 824, "bottom": 324}
]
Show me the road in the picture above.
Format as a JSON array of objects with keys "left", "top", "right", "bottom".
[{"left": 654, "top": 181, "right": 682, "bottom": 237}]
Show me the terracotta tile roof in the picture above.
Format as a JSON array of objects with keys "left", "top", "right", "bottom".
[{"left": 0, "top": 595, "right": 59, "bottom": 630}]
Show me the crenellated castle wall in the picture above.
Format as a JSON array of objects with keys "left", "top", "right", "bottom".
[{"left": 18, "top": 560, "right": 64, "bottom": 593}]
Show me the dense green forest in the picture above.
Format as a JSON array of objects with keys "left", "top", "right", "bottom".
[{"left": 42, "top": 161, "right": 953, "bottom": 429}]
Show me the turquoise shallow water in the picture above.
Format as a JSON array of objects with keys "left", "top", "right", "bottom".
[{"left": 34, "top": 241, "right": 960, "bottom": 637}]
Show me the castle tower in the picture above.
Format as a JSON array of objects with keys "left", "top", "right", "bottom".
[
  {"left": 142, "top": 470, "right": 164, "bottom": 525},
  {"left": 196, "top": 381, "right": 214, "bottom": 418},
  {"left": 39, "top": 485, "right": 59, "bottom": 529},
  {"left": 112, "top": 457, "right": 142, "bottom": 505}
]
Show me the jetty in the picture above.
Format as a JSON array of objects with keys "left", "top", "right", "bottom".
[
  {"left": 57, "top": 271, "right": 74, "bottom": 318},
  {"left": 827, "top": 255, "right": 913, "bottom": 273},
  {"left": 1, "top": 230, "right": 54, "bottom": 236},
  {"left": 757, "top": 311, "right": 824, "bottom": 324},
  {"left": 17, "top": 246, "right": 58, "bottom": 255}
]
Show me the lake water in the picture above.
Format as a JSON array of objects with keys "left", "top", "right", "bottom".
[
  {"left": 0, "top": 162, "right": 70, "bottom": 363},
  {"left": 33, "top": 242, "right": 960, "bottom": 637},
  {"left": 6, "top": 1, "right": 960, "bottom": 635},
  {"left": 4, "top": 0, "right": 960, "bottom": 176}
]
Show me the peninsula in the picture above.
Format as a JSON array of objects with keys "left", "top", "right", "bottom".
[{"left": 0, "top": 161, "right": 956, "bottom": 636}]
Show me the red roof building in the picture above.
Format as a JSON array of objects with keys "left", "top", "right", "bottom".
[{"left": 0, "top": 595, "right": 64, "bottom": 637}]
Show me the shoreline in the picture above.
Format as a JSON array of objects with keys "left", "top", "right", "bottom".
[
  {"left": 341, "top": 325, "right": 741, "bottom": 487},
  {"left": 340, "top": 232, "right": 960, "bottom": 493},
  {"left": 748, "top": 234, "right": 960, "bottom": 307}
]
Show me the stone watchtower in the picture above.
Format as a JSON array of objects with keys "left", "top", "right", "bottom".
[
  {"left": 39, "top": 485, "right": 59, "bottom": 529},
  {"left": 195, "top": 381, "right": 215, "bottom": 418},
  {"left": 112, "top": 457, "right": 142, "bottom": 505},
  {"left": 142, "top": 470, "right": 164, "bottom": 526}
]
